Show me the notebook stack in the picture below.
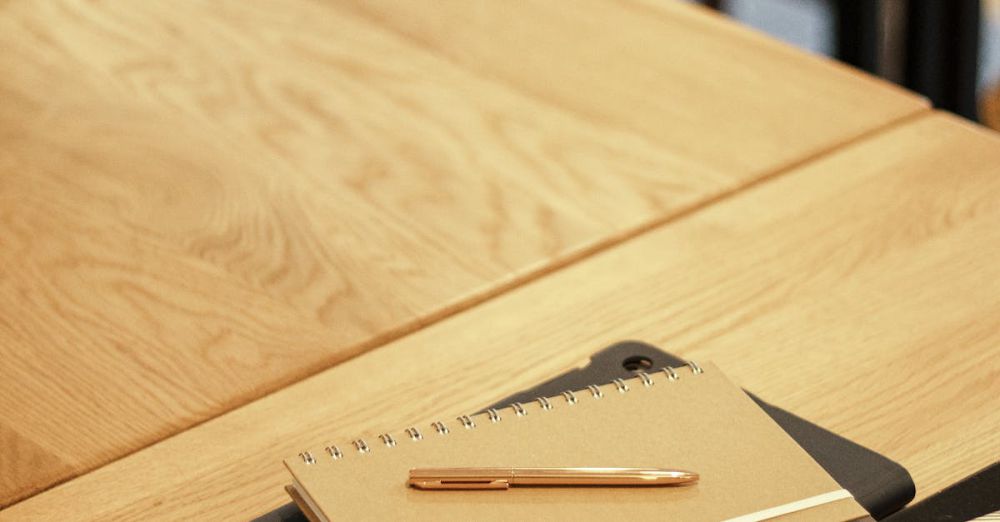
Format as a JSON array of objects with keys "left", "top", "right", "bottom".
[{"left": 269, "top": 342, "right": 914, "bottom": 521}]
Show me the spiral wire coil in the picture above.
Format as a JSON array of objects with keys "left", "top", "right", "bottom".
[{"left": 299, "top": 362, "right": 704, "bottom": 464}]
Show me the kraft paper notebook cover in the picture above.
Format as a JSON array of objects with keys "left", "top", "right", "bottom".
[
  {"left": 490, "top": 341, "right": 913, "bottom": 519},
  {"left": 284, "top": 363, "right": 867, "bottom": 521},
  {"left": 257, "top": 342, "right": 911, "bottom": 521}
]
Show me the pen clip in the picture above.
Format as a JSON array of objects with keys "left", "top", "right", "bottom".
[{"left": 410, "top": 479, "right": 510, "bottom": 490}]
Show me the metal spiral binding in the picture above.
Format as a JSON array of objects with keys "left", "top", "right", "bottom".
[
  {"left": 325, "top": 445, "right": 343, "bottom": 459},
  {"left": 296, "top": 362, "right": 704, "bottom": 464}
]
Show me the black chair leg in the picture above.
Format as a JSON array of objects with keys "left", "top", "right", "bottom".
[
  {"left": 904, "top": 0, "right": 981, "bottom": 121},
  {"left": 834, "top": 0, "right": 882, "bottom": 75}
]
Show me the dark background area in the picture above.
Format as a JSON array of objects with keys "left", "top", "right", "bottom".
[{"left": 698, "top": 0, "right": 1000, "bottom": 128}]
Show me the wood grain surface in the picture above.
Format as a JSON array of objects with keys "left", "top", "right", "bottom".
[
  {"left": 4, "top": 112, "right": 996, "bottom": 520},
  {"left": 0, "top": 0, "right": 927, "bottom": 506},
  {"left": 331, "top": 0, "right": 924, "bottom": 175}
]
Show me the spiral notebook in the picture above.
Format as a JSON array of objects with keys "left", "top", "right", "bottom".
[{"left": 284, "top": 363, "right": 867, "bottom": 521}]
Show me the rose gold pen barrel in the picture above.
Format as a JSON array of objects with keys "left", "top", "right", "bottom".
[
  {"left": 408, "top": 467, "right": 698, "bottom": 489},
  {"left": 510, "top": 468, "right": 697, "bottom": 486}
]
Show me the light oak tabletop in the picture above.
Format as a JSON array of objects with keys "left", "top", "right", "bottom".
[
  {"left": 4, "top": 111, "right": 998, "bottom": 521},
  {"left": 2, "top": 0, "right": 996, "bottom": 518}
]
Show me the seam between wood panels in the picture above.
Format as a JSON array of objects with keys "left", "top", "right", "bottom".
[{"left": 4, "top": 107, "right": 934, "bottom": 510}]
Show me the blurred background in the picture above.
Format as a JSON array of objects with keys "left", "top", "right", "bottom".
[{"left": 695, "top": 0, "right": 1000, "bottom": 129}]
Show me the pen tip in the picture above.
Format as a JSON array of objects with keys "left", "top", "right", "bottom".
[{"left": 655, "top": 469, "right": 698, "bottom": 484}]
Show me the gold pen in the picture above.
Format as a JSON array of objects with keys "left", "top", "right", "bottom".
[{"left": 408, "top": 467, "right": 698, "bottom": 490}]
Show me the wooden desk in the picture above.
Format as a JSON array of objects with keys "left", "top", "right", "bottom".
[
  {"left": 2, "top": 0, "right": 995, "bottom": 518},
  {"left": 4, "top": 111, "right": 998, "bottom": 520}
]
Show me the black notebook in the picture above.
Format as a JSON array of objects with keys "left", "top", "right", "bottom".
[{"left": 255, "top": 341, "right": 913, "bottom": 521}]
